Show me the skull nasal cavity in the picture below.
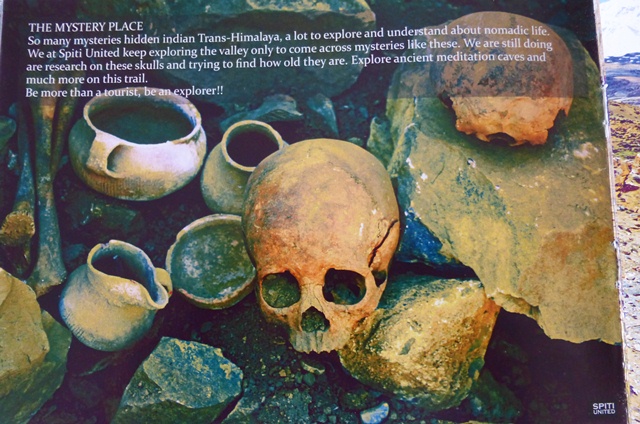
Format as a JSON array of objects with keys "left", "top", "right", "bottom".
[
  {"left": 301, "top": 307, "right": 329, "bottom": 333},
  {"left": 261, "top": 272, "right": 301, "bottom": 308},
  {"left": 323, "top": 269, "right": 366, "bottom": 305},
  {"left": 373, "top": 270, "right": 387, "bottom": 287}
]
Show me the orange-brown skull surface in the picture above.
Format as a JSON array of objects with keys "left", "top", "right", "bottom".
[
  {"left": 432, "top": 12, "right": 574, "bottom": 145},
  {"left": 242, "top": 139, "right": 400, "bottom": 352}
]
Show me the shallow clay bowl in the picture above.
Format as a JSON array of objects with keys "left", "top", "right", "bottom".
[{"left": 166, "top": 214, "right": 256, "bottom": 309}]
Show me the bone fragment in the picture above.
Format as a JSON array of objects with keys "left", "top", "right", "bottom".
[{"left": 26, "top": 73, "right": 84, "bottom": 296}]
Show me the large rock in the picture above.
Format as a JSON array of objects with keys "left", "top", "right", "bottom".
[
  {"left": 377, "top": 20, "right": 621, "bottom": 344},
  {"left": 0, "top": 268, "right": 48, "bottom": 383},
  {"left": 112, "top": 337, "right": 243, "bottom": 424},
  {"left": 78, "top": 0, "right": 375, "bottom": 110},
  {"left": 339, "top": 274, "right": 500, "bottom": 411},
  {"left": 0, "top": 269, "right": 71, "bottom": 423}
]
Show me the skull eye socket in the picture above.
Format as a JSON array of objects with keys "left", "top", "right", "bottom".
[
  {"left": 261, "top": 272, "right": 301, "bottom": 308},
  {"left": 323, "top": 269, "right": 366, "bottom": 305}
]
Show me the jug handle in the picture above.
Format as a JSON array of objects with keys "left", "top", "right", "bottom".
[
  {"left": 86, "top": 130, "right": 126, "bottom": 178},
  {"left": 155, "top": 268, "right": 173, "bottom": 297}
]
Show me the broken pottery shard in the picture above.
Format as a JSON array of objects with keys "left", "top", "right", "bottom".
[
  {"left": 61, "top": 189, "right": 145, "bottom": 243},
  {"left": 305, "top": 93, "right": 339, "bottom": 138},
  {"left": 0, "top": 270, "right": 72, "bottom": 423},
  {"left": 383, "top": 22, "right": 621, "bottom": 343},
  {"left": 112, "top": 337, "right": 243, "bottom": 424},
  {"left": 221, "top": 94, "right": 303, "bottom": 132},
  {"left": 339, "top": 274, "right": 500, "bottom": 412},
  {"left": 78, "top": 0, "right": 375, "bottom": 110}
]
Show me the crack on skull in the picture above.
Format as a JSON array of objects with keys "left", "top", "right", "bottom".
[{"left": 368, "top": 219, "right": 400, "bottom": 270}]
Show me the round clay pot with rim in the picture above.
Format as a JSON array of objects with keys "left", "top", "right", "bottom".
[{"left": 69, "top": 87, "right": 206, "bottom": 200}]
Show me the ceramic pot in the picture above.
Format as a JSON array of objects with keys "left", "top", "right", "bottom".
[
  {"left": 68, "top": 88, "right": 206, "bottom": 200},
  {"left": 166, "top": 214, "right": 255, "bottom": 309},
  {"left": 200, "top": 120, "right": 285, "bottom": 214},
  {"left": 59, "top": 240, "right": 172, "bottom": 351}
]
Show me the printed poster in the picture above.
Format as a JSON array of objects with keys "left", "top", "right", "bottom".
[{"left": 0, "top": 0, "right": 627, "bottom": 422}]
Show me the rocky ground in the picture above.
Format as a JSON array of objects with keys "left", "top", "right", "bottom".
[
  {"left": 609, "top": 99, "right": 640, "bottom": 423},
  {"left": 9, "top": 71, "right": 626, "bottom": 424}
]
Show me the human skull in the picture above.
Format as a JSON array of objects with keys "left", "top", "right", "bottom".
[
  {"left": 432, "top": 12, "right": 573, "bottom": 145},
  {"left": 242, "top": 139, "right": 400, "bottom": 352}
]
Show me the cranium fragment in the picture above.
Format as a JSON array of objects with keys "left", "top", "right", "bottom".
[
  {"left": 242, "top": 139, "right": 400, "bottom": 352},
  {"left": 432, "top": 12, "right": 573, "bottom": 145}
]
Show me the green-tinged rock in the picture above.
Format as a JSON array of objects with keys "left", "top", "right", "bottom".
[
  {"left": 0, "top": 116, "right": 16, "bottom": 151},
  {"left": 0, "top": 312, "right": 72, "bottom": 423},
  {"left": 383, "top": 19, "right": 621, "bottom": 344},
  {"left": 367, "top": 116, "right": 394, "bottom": 168},
  {"left": 112, "top": 337, "right": 243, "bottom": 424},
  {"left": 221, "top": 383, "right": 261, "bottom": 423},
  {"left": 0, "top": 116, "right": 17, "bottom": 215},
  {"left": 0, "top": 269, "right": 72, "bottom": 423},
  {"left": 467, "top": 370, "right": 521, "bottom": 422},
  {"left": 78, "top": 0, "right": 375, "bottom": 110},
  {"left": 0, "top": 268, "right": 49, "bottom": 393},
  {"left": 339, "top": 274, "right": 500, "bottom": 411}
]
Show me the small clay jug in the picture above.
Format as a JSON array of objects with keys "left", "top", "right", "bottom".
[
  {"left": 200, "top": 120, "right": 285, "bottom": 214},
  {"left": 59, "top": 240, "right": 172, "bottom": 351},
  {"left": 68, "top": 88, "right": 206, "bottom": 200}
]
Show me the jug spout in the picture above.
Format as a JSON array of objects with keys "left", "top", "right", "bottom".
[
  {"left": 89, "top": 242, "right": 171, "bottom": 309},
  {"left": 60, "top": 240, "right": 172, "bottom": 351}
]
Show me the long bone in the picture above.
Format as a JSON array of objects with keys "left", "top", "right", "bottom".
[{"left": 26, "top": 75, "right": 82, "bottom": 296}]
